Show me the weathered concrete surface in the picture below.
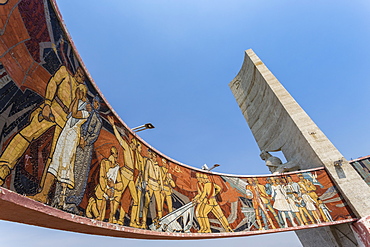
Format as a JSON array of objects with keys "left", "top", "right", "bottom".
[
  {"left": 296, "top": 224, "right": 359, "bottom": 247},
  {"left": 352, "top": 215, "right": 370, "bottom": 247},
  {"left": 229, "top": 49, "right": 370, "bottom": 246}
]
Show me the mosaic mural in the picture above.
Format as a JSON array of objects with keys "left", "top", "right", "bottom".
[
  {"left": 350, "top": 157, "right": 370, "bottom": 186},
  {"left": 0, "top": 0, "right": 356, "bottom": 236}
]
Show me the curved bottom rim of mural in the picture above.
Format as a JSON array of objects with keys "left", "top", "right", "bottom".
[{"left": 0, "top": 180, "right": 357, "bottom": 240}]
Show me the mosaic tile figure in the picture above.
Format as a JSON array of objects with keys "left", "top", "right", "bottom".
[
  {"left": 194, "top": 173, "right": 232, "bottom": 233},
  {"left": 141, "top": 150, "right": 164, "bottom": 228},
  {"left": 160, "top": 159, "right": 175, "bottom": 214},
  {"left": 0, "top": 66, "right": 86, "bottom": 196},
  {"left": 86, "top": 146, "right": 123, "bottom": 221},
  {"left": 52, "top": 96, "right": 102, "bottom": 213},
  {"left": 108, "top": 116, "right": 140, "bottom": 227}
]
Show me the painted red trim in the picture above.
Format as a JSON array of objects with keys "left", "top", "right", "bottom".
[{"left": 350, "top": 155, "right": 370, "bottom": 163}]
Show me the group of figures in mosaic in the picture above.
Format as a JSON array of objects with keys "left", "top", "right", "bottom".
[
  {"left": 84, "top": 115, "right": 178, "bottom": 229},
  {"left": 240, "top": 174, "right": 334, "bottom": 231},
  {"left": 0, "top": 66, "right": 101, "bottom": 211}
]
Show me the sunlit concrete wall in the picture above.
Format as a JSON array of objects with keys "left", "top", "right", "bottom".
[{"left": 229, "top": 49, "right": 370, "bottom": 246}]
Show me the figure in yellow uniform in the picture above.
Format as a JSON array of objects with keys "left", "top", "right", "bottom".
[
  {"left": 160, "top": 158, "right": 175, "bottom": 214},
  {"left": 141, "top": 150, "right": 163, "bottom": 228},
  {"left": 107, "top": 116, "right": 140, "bottom": 227},
  {"left": 259, "top": 177, "right": 283, "bottom": 228},
  {"left": 194, "top": 173, "right": 233, "bottom": 233},
  {"left": 131, "top": 139, "right": 146, "bottom": 226},
  {"left": 193, "top": 173, "right": 206, "bottom": 232},
  {"left": 86, "top": 146, "right": 123, "bottom": 221},
  {"left": 246, "top": 178, "right": 276, "bottom": 230},
  {"left": 0, "top": 66, "right": 85, "bottom": 196}
]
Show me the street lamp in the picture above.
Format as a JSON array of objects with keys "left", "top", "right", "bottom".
[
  {"left": 202, "top": 164, "right": 220, "bottom": 171},
  {"left": 132, "top": 123, "right": 155, "bottom": 132}
]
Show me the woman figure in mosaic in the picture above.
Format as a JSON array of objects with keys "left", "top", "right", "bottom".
[
  {"left": 48, "top": 85, "right": 90, "bottom": 208},
  {"left": 270, "top": 177, "right": 296, "bottom": 228}
]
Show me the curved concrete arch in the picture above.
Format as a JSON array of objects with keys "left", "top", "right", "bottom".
[{"left": 0, "top": 0, "right": 358, "bottom": 241}]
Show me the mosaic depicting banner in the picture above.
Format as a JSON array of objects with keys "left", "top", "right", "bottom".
[{"left": 0, "top": 0, "right": 356, "bottom": 237}]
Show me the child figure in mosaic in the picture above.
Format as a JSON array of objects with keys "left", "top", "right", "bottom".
[
  {"left": 301, "top": 189, "right": 321, "bottom": 224},
  {"left": 293, "top": 192, "right": 315, "bottom": 225},
  {"left": 282, "top": 177, "right": 304, "bottom": 226}
]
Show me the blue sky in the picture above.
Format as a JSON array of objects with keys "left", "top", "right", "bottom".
[{"left": 2, "top": 0, "right": 370, "bottom": 246}]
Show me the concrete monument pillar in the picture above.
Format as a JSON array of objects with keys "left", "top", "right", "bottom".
[{"left": 229, "top": 49, "right": 370, "bottom": 247}]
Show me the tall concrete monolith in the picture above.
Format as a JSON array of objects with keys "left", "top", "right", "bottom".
[{"left": 229, "top": 49, "right": 370, "bottom": 246}]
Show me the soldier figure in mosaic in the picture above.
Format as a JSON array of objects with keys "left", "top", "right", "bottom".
[
  {"left": 86, "top": 146, "right": 123, "bottom": 221},
  {"left": 160, "top": 158, "right": 175, "bottom": 214},
  {"left": 0, "top": 66, "right": 86, "bottom": 197},
  {"left": 108, "top": 116, "right": 140, "bottom": 227},
  {"left": 297, "top": 174, "right": 325, "bottom": 223},
  {"left": 194, "top": 172, "right": 206, "bottom": 232},
  {"left": 193, "top": 173, "right": 233, "bottom": 233},
  {"left": 141, "top": 150, "right": 164, "bottom": 228},
  {"left": 317, "top": 198, "right": 333, "bottom": 222},
  {"left": 249, "top": 177, "right": 277, "bottom": 230},
  {"left": 131, "top": 140, "right": 146, "bottom": 226}
]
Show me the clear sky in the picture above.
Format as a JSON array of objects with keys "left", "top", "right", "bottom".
[{"left": 2, "top": 0, "right": 370, "bottom": 246}]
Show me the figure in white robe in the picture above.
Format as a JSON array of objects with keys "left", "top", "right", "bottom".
[
  {"left": 302, "top": 193, "right": 321, "bottom": 223},
  {"left": 48, "top": 100, "right": 89, "bottom": 189},
  {"left": 271, "top": 179, "right": 296, "bottom": 228}
]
